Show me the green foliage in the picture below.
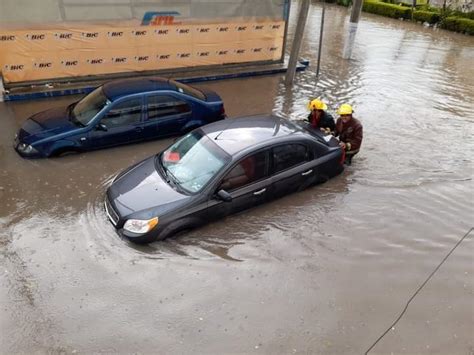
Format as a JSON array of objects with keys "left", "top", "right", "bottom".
[
  {"left": 380, "top": 0, "right": 428, "bottom": 7},
  {"left": 417, "top": 5, "right": 441, "bottom": 13},
  {"left": 337, "top": 0, "right": 352, "bottom": 7},
  {"left": 440, "top": 16, "right": 474, "bottom": 34},
  {"left": 362, "top": 0, "right": 412, "bottom": 19},
  {"left": 450, "top": 10, "right": 474, "bottom": 20},
  {"left": 325, "top": 0, "right": 352, "bottom": 6},
  {"left": 358, "top": 0, "right": 473, "bottom": 35},
  {"left": 413, "top": 10, "right": 440, "bottom": 23}
]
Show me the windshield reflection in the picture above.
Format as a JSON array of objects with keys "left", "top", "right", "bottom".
[
  {"left": 160, "top": 131, "right": 230, "bottom": 193},
  {"left": 71, "top": 87, "right": 109, "bottom": 126}
]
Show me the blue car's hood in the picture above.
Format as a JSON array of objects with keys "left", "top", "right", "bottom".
[
  {"left": 108, "top": 156, "right": 191, "bottom": 217},
  {"left": 19, "top": 106, "right": 78, "bottom": 144}
]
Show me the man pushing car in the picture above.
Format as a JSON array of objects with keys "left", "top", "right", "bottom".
[{"left": 334, "top": 103, "right": 363, "bottom": 165}]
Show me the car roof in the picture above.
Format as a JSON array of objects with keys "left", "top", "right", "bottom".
[
  {"left": 201, "top": 115, "right": 315, "bottom": 156},
  {"left": 102, "top": 77, "right": 178, "bottom": 101}
]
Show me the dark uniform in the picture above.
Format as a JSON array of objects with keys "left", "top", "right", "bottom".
[
  {"left": 335, "top": 117, "right": 363, "bottom": 164},
  {"left": 306, "top": 111, "right": 336, "bottom": 131}
]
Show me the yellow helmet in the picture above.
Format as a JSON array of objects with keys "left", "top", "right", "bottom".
[
  {"left": 307, "top": 99, "right": 327, "bottom": 111},
  {"left": 337, "top": 104, "right": 353, "bottom": 115}
]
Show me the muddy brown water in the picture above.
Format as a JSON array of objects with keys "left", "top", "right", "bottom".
[{"left": 1, "top": 4, "right": 473, "bottom": 354}]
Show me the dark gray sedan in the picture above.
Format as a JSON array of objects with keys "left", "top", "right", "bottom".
[{"left": 105, "top": 115, "right": 344, "bottom": 244}]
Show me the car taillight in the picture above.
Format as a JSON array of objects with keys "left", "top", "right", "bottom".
[
  {"left": 220, "top": 106, "right": 226, "bottom": 117},
  {"left": 339, "top": 147, "right": 346, "bottom": 165}
]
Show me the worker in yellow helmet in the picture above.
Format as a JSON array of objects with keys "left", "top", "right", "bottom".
[
  {"left": 334, "top": 104, "right": 363, "bottom": 165},
  {"left": 306, "top": 98, "right": 335, "bottom": 133}
]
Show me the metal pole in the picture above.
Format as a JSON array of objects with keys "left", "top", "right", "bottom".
[
  {"left": 342, "top": 0, "right": 364, "bottom": 59},
  {"left": 0, "top": 75, "right": 5, "bottom": 102},
  {"left": 285, "top": 0, "right": 310, "bottom": 85},
  {"left": 316, "top": 0, "right": 326, "bottom": 77},
  {"left": 281, "top": 0, "right": 292, "bottom": 63}
]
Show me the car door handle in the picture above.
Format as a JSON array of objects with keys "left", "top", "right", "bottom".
[
  {"left": 301, "top": 169, "right": 313, "bottom": 176},
  {"left": 253, "top": 188, "right": 266, "bottom": 196},
  {"left": 135, "top": 127, "right": 143, "bottom": 132},
  {"left": 80, "top": 137, "right": 87, "bottom": 141}
]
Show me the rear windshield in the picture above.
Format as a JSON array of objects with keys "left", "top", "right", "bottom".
[
  {"left": 295, "top": 120, "right": 341, "bottom": 147},
  {"left": 170, "top": 80, "right": 206, "bottom": 101}
]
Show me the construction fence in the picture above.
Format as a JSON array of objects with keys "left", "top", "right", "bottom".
[{"left": 0, "top": 0, "right": 290, "bottom": 84}]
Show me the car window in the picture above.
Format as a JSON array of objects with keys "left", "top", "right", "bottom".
[
  {"left": 169, "top": 79, "right": 206, "bottom": 100},
  {"left": 102, "top": 98, "right": 142, "bottom": 128},
  {"left": 220, "top": 151, "right": 267, "bottom": 191},
  {"left": 272, "top": 144, "right": 312, "bottom": 173},
  {"left": 147, "top": 95, "right": 191, "bottom": 120},
  {"left": 72, "top": 86, "right": 109, "bottom": 126}
]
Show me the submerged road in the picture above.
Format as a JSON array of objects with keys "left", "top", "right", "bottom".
[{"left": 1, "top": 3, "right": 473, "bottom": 354}]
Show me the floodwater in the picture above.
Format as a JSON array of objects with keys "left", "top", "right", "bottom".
[{"left": 1, "top": 3, "right": 473, "bottom": 354}]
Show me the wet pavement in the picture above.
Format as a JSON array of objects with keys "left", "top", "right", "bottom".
[{"left": 1, "top": 3, "right": 473, "bottom": 354}]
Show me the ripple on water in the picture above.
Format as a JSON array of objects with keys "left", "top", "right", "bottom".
[{"left": 79, "top": 172, "right": 253, "bottom": 262}]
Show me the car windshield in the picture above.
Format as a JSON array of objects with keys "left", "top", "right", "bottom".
[
  {"left": 169, "top": 79, "right": 206, "bottom": 101},
  {"left": 159, "top": 131, "right": 230, "bottom": 193},
  {"left": 71, "top": 87, "right": 109, "bottom": 126}
]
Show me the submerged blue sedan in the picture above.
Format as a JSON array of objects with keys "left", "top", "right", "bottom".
[{"left": 14, "top": 77, "right": 226, "bottom": 158}]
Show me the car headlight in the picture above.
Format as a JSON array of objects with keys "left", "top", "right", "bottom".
[
  {"left": 123, "top": 217, "right": 159, "bottom": 234},
  {"left": 17, "top": 143, "right": 38, "bottom": 155}
]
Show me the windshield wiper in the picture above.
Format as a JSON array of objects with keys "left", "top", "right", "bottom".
[
  {"left": 157, "top": 156, "right": 176, "bottom": 185},
  {"left": 165, "top": 166, "right": 181, "bottom": 187},
  {"left": 67, "top": 102, "right": 76, "bottom": 117}
]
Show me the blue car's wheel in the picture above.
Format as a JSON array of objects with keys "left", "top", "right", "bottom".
[{"left": 51, "top": 147, "right": 81, "bottom": 158}]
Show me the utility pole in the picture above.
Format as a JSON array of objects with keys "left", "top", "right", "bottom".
[
  {"left": 285, "top": 0, "right": 310, "bottom": 85},
  {"left": 0, "top": 76, "right": 5, "bottom": 102},
  {"left": 411, "top": 0, "right": 417, "bottom": 19},
  {"left": 316, "top": 0, "right": 326, "bottom": 77},
  {"left": 342, "top": 0, "right": 364, "bottom": 59}
]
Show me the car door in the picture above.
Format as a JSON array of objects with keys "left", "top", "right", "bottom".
[
  {"left": 144, "top": 94, "right": 192, "bottom": 138},
  {"left": 88, "top": 97, "right": 144, "bottom": 148},
  {"left": 270, "top": 142, "right": 316, "bottom": 199},
  {"left": 207, "top": 150, "right": 271, "bottom": 220}
]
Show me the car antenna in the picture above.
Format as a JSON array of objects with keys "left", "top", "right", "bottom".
[{"left": 214, "top": 120, "right": 234, "bottom": 140}]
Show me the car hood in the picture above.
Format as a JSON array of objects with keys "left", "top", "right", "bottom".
[
  {"left": 108, "top": 156, "right": 191, "bottom": 217},
  {"left": 19, "top": 106, "right": 78, "bottom": 144}
]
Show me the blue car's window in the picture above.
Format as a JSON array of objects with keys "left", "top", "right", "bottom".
[
  {"left": 72, "top": 87, "right": 109, "bottom": 126},
  {"left": 160, "top": 131, "right": 230, "bottom": 193},
  {"left": 101, "top": 98, "right": 142, "bottom": 128},
  {"left": 169, "top": 79, "right": 206, "bottom": 101},
  {"left": 220, "top": 151, "right": 268, "bottom": 191},
  {"left": 272, "top": 144, "right": 312, "bottom": 174},
  {"left": 147, "top": 95, "right": 191, "bottom": 120}
]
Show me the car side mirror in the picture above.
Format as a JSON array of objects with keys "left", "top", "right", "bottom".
[
  {"left": 97, "top": 123, "right": 108, "bottom": 131},
  {"left": 216, "top": 189, "right": 232, "bottom": 202}
]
